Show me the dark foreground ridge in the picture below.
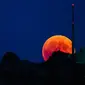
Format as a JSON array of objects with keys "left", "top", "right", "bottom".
[{"left": 0, "top": 51, "right": 85, "bottom": 85}]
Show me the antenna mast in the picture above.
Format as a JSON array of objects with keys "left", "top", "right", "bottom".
[{"left": 72, "top": 4, "right": 74, "bottom": 57}]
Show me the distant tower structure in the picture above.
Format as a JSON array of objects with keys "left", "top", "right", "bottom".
[{"left": 72, "top": 4, "right": 75, "bottom": 59}]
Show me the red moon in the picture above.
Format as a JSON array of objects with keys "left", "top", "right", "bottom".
[{"left": 42, "top": 35, "right": 75, "bottom": 61}]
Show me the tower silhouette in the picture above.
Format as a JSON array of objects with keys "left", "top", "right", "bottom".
[{"left": 72, "top": 4, "right": 75, "bottom": 60}]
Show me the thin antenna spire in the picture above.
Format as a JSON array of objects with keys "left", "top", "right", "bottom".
[{"left": 72, "top": 4, "right": 74, "bottom": 56}]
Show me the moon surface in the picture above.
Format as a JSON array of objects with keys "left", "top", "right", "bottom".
[{"left": 42, "top": 35, "right": 75, "bottom": 61}]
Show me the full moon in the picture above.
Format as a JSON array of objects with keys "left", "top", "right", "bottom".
[{"left": 42, "top": 35, "right": 75, "bottom": 61}]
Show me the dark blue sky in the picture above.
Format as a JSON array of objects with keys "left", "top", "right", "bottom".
[{"left": 0, "top": 0, "right": 84, "bottom": 62}]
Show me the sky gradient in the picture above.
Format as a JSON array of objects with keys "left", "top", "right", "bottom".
[{"left": 0, "top": 0, "right": 84, "bottom": 62}]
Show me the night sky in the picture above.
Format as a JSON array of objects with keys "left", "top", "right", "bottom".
[{"left": 0, "top": 0, "right": 84, "bottom": 62}]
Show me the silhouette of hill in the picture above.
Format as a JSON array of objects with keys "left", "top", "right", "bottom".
[
  {"left": 0, "top": 52, "right": 21, "bottom": 85},
  {"left": 19, "top": 51, "right": 74, "bottom": 85},
  {"left": 45, "top": 51, "right": 74, "bottom": 84},
  {"left": 1, "top": 52, "right": 20, "bottom": 71},
  {"left": 0, "top": 51, "right": 85, "bottom": 85}
]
